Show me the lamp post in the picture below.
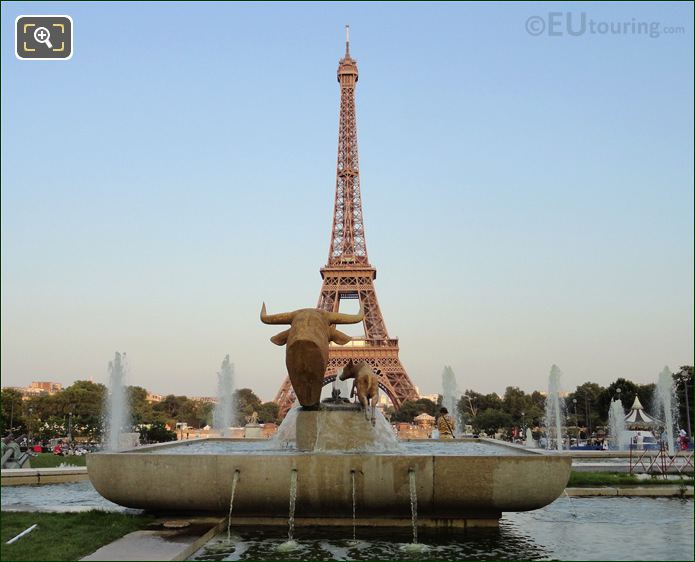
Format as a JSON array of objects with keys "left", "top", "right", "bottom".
[
  {"left": 572, "top": 398, "right": 578, "bottom": 444},
  {"left": 679, "top": 373, "right": 691, "bottom": 437},
  {"left": 68, "top": 411, "right": 73, "bottom": 444},
  {"left": 28, "top": 408, "right": 33, "bottom": 443},
  {"left": 521, "top": 411, "right": 525, "bottom": 438},
  {"left": 585, "top": 395, "right": 592, "bottom": 438}
]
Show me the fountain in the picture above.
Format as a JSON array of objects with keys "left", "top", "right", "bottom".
[
  {"left": 562, "top": 490, "right": 577, "bottom": 518},
  {"left": 544, "top": 364, "right": 565, "bottom": 451},
  {"left": 244, "top": 411, "right": 262, "bottom": 438},
  {"left": 656, "top": 366, "right": 678, "bottom": 455},
  {"left": 275, "top": 469, "right": 299, "bottom": 552},
  {"left": 525, "top": 427, "right": 535, "bottom": 448},
  {"left": 82, "top": 27, "right": 570, "bottom": 537},
  {"left": 608, "top": 399, "right": 627, "bottom": 450},
  {"left": 213, "top": 355, "right": 236, "bottom": 437},
  {"left": 87, "top": 304, "right": 571, "bottom": 528},
  {"left": 103, "top": 352, "right": 137, "bottom": 450},
  {"left": 441, "top": 366, "right": 460, "bottom": 435},
  {"left": 408, "top": 469, "right": 418, "bottom": 544},
  {"left": 287, "top": 469, "right": 298, "bottom": 541},
  {"left": 398, "top": 468, "right": 430, "bottom": 553},
  {"left": 350, "top": 470, "right": 357, "bottom": 544},
  {"left": 89, "top": 412, "right": 570, "bottom": 527},
  {"left": 226, "top": 469, "right": 240, "bottom": 541}
]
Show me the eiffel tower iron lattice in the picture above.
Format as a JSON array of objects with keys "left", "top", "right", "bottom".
[{"left": 274, "top": 28, "right": 419, "bottom": 418}]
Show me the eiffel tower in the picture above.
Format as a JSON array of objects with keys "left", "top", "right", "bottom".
[{"left": 274, "top": 27, "right": 419, "bottom": 418}]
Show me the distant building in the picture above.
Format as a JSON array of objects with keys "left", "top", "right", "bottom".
[
  {"left": 13, "top": 381, "right": 63, "bottom": 399},
  {"left": 146, "top": 392, "right": 164, "bottom": 403},
  {"left": 420, "top": 393, "right": 440, "bottom": 404},
  {"left": 31, "top": 381, "right": 62, "bottom": 393},
  {"left": 414, "top": 412, "right": 436, "bottom": 425},
  {"left": 538, "top": 391, "right": 570, "bottom": 398},
  {"left": 189, "top": 396, "right": 218, "bottom": 404},
  {"left": 1, "top": 386, "right": 24, "bottom": 394}
]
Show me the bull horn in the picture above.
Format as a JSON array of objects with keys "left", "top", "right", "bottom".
[
  {"left": 260, "top": 303, "right": 296, "bottom": 325},
  {"left": 323, "top": 305, "right": 364, "bottom": 325}
]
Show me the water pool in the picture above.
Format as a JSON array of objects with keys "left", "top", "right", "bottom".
[
  {"left": 3, "top": 482, "right": 691, "bottom": 560},
  {"left": 193, "top": 497, "right": 693, "bottom": 561},
  {"left": 133, "top": 439, "right": 533, "bottom": 456},
  {"left": 1, "top": 481, "right": 135, "bottom": 513}
]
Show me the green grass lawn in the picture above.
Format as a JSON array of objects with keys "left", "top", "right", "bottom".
[
  {"left": 28, "top": 454, "right": 86, "bottom": 469},
  {"left": 568, "top": 471, "right": 694, "bottom": 487},
  {"left": 0, "top": 511, "right": 155, "bottom": 561}
]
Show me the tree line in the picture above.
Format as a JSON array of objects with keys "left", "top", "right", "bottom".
[
  {"left": 0, "top": 382, "right": 280, "bottom": 441},
  {"left": 1, "top": 366, "right": 691, "bottom": 441},
  {"left": 387, "top": 366, "right": 693, "bottom": 437}
]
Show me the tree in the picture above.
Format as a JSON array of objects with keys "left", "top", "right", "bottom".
[
  {"left": 57, "top": 381, "right": 107, "bottom": 438},
  {"left": 565, "top": 382, "right": 604, "bottom": 431},
  {"left": 527, "top": 391, "right": 546, "bottom": 428},
  {"left": 235, "top": 389, "right": 262, "bottom": 425},
  {"left": 529, "top": 390, "right": 546, "bottom": 410},
  {"left": 497, "top": 386, "right": 544, "bottom": 431},
  {"left": 139, "top": 422, "right": 177, "bottom": 443},
  {"left": 128, "top": 386, "right": 154, "bottom": 426},
  {"left": 502, "top": 387, "right": 526, "bottom": 417},
  {"left": 458, "top": 390, "right": 503, "bottom": 427},
  {"left": 152, "top": 395, "right": 213, "bottom": 428},
  {"left": 391, "top": 401, "right": 416, "bottom": 423},
  {"left": 597, "top": 378, "right": 639, "bottom": 421},
  {"left": 472, "top": 409, "right": 512, "bottom": 436},
  {"left": 595, "top": 378, "right": 659, "bottom": 426},
  {"left": 256, "top": 402, "right": 279, "bottom": 424},
  {"left": 637, "top": 383, "right": 656, "bottom": 414},
  {"left": 458, "top": 391, "right": 480, "bottom": 423},
  {"left": 675, "top": 366, "right": 693, "bottom": 435},
  {"left": 178, "top": 400, "right": 201, "bottom": 428},
  {"left": 153, "top": 395, "right": 188, "bottom": 421},
  {"left": 414, "top": 398, "right": 438, "bottom": 416},
  {"left": 198, "top": 402, "right": 215, "bottom": 427},
  {"left": 391, "top": 398, "right": 437, "bottom": 423},
  {"left": 1, "top": 388, "right": 26, "bottom": 434},
  {"left": 22, "top": 395, "right": 56, "bottom": 441},
  {"left": 35, "top": 416, "right": 67, "bottom": 440}
]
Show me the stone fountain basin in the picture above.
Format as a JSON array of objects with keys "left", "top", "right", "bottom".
[{"left": 87, "top": 439, "right": 570, "bottom": 526}]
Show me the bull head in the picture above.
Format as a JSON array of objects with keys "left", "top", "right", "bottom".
[{"left": 260, "top": 303, "right": 364, "bottom": 408}]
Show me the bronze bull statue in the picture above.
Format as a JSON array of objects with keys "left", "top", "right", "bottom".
[
  {"left": 260, "top": 304, "right": 364, "bottom": 408},
  {"left": 339, "top": 360, "right": 380, "bottom": 425}
]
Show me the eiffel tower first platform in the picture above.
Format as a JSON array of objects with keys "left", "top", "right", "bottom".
[{"left": 274, "top": 28, "right": 419, "bottom": 418}]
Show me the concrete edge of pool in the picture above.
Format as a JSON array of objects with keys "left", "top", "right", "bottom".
[
  {"left": 1, "top": 466, "right": 90, "bottom": 486},
  {"left": 87, "top": 438, "right": 572, "bottom": 527}
]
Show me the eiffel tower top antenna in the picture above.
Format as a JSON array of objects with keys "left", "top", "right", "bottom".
[{"left": 330, "top": 24, "right": 364, "bottom": 266}]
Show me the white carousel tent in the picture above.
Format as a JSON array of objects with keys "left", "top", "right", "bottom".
[
  {"left": 624, "top": 396, "right": 662, "bottom": 429},
  {"left": 414, "top": 412, "right": 436, "bottom": 424}
]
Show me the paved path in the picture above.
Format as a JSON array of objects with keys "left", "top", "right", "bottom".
[
  {"left": 81, "top": 517, "right": 225, "bottom": 561},
  {"left": 1, "top": 467, "right": 88, "bottom": 485},
  {"left": 566, "top": 486, "right": 693, "bottom": 497}
]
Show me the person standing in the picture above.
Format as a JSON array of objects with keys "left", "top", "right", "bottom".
[
  {"left": 636, "top": 432, "right": 643, "bottom": 449},
  {"left": 679, "top": 429, "right": 689, "bottom": 450},
  {"left": 437, "top": 407, "right": 456, "bottom": 440}
]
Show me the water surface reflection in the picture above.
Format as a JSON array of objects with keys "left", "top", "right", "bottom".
[{"left": 195, "top": 497, "right": 693, "bottom": 561}]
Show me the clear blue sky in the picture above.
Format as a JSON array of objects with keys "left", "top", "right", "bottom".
[{"left": 1, "top": 2, "right": 693, "bottom": 401}]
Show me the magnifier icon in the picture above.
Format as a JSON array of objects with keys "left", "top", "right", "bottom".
[{"left": 33, "top": 27, "right": 53, "bottom": 49}]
